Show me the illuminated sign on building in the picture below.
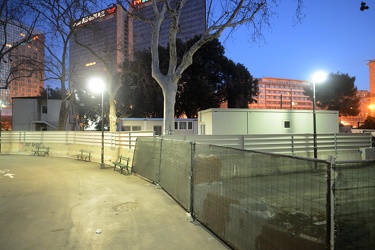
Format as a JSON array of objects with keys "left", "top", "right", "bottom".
[
  {"left": 73, "top": 6, "right": 117, "bottom": 27},
  {"left": 133, "top": 0, "right": 151, "bottom": 6}
]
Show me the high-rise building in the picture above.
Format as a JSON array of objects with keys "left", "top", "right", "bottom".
[
  {"left": 69, "top": 4, "right": 129, "bottom": 86},
  {"left": 69, "top": 1, "right": 206, "bottom": 86},
  {"left": 130, "top": 0, "right": 206, "bottom": 51},
  {"left": 0, "top": 21, "right": 44, "bottom": 119},
  {"left": 0, "top": 23, "right": 44, "bottom": 103},
  {"left": 339, "top": 90, "right": 369, "bottom": 128},
  {"left": 339, "top": 60, "right": 375, "bottom": 128},
  {"left": 248, "top": 77, "right": 313, "bottom": 110},
  {"left": 367, "top": 59, "right": 375, "bottom": 111},
  {"left": 369, "top": 60, "right": 375, "bottom": 95}
]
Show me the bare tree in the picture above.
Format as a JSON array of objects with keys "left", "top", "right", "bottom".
[
  {"left": 26, "top": 0, "right": 99, "bottom": 130},
  {"left": 71, "top": 4, "right": 128, "bottom": 132},
  {"left": 0, "top": 0, "right": 40, "bottom": 90},
  {"left": 121, "top": 0, "right": 303, "bottom": 135}
]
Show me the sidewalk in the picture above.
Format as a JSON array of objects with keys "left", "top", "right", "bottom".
[{"left": 0, "top": 154, "right": 229, "bottom": 250}]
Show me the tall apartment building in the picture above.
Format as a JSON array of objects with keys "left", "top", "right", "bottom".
[
  {"left": 338, "top": 60, "right": 375, "bottom": 128},
  {"left": 0, "top": 22, "right": 44, "bottom": 112},
  {"left": 368, "top": 60, "right": 375, "bottom": 111},
  {"left": 69, "top": 4, "right": 129, "bottom": 86},
  {"left": 69, "top": 1, "right": 206, "bottom": 86},
  {"left": 369, "top": 60, "right": 375, "bottom": 96},
  {"left": 248, "top": 77, "right": 313, "bottom": 110},
  {"left": 339, "top": 90, "right": 369, "bottom": 128},
  {"left": 131, "top": 0, "right": 206, "bottom": 51}
]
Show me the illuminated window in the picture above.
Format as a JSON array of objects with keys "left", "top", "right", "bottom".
[{"left": 86, "top": 62, "right": 96, "bottom": 67}]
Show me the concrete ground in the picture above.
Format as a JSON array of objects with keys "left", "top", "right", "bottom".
[{"left": 0, "top": 155, "right": 229, "bottom": 250}]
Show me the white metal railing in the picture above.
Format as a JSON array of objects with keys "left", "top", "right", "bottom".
[
  {"left": 0, "top": 131, "right": 372, "bottom": 159},
  {"left": 0, "top": 130, "right": 155, "bottom": 150},
  {"left": 163, "top": 133, "right": 372, "bottom": 157}
]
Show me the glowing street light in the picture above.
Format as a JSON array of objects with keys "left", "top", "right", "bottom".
[
  {"left": 311, "top": 71, "right": 328, "bottom": 159},
  {"left": 369, "top": 104, "right": 375, "bottom": 116},
  {"left": 89, "top": 77, "right": 105, "bottom": 169}
]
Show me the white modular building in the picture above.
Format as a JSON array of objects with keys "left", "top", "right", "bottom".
[
  {"left": 12, "top": 97, "right": 79, "bottom": 131},
  {"left": 197, "top": 108, "right": 339, "bottom": 135},
  {"left": 117, "top": 118, "right": 198, "bottom": 135}
]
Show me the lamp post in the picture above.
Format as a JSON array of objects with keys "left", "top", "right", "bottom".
[
  {"left": 89, "top": 78, "right": 105, "bottom": 169},
  {"left": 311, "top": 71, "right": 327, "bottom": 159}
]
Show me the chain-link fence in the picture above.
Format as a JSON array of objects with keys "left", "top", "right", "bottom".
[
  {"left": 132, "top": 137, "right": 375, "bottom": 250},
  {"left": 334, "top": 161, "right": 375, "bottom": 249}
]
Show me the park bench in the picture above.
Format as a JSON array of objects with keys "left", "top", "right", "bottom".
[
  {"left": 113, "top": 155, "right": 130, "bottom": 174},
  {"left": 76, "top": 149, "right": 92, "bottom": 161},
  {"left": 33, "top": 146, "right": 50, "bottom": 156}
]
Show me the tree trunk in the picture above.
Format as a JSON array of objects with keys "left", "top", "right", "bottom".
[
  {"left": 109, "top": 93, "right": 117, "bottom": 132},
  {"left": 57, "top": 100, "right": 71, "bottom": 130},
  {"left": 162, "top": 81, "right": 177, "bottom": 135}
]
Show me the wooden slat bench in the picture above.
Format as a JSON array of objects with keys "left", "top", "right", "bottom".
[
  {"left": 33, "top": 146, "right": 50, "bottom": 156},
  {"left": 76, "top": 149, "right": 92, "bottom": 161},
  {"left": 113, "top": 156, "right": 130, "bottom": 174}
]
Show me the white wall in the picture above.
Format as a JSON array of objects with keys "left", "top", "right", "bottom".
[
  {"left": 198, "top": 108, "right": 339, "bottom": 135},
  {"left": 12, "top": 98, "right": 73, "bottom": 131},
  {"left": 47, "top": 100, "right": 61, "bottom": 124},
  {"left": 199, "top": 111, "right": 213, "bottom": 135},
  {"left": 117, "top": 118, "right": 198, "bottom": 135},
  {"left": 212, "top": 110, "right": 248, "bottom": 134},
  {"left": 13, "top": 99, "right": 38, "bottom": 130}
]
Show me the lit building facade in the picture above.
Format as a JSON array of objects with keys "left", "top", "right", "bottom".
[
  {"left": 69, "top": 1, "right": 206, "bottom": 86},
  {"left": 69, "top": 4, "right": 129, "bottom": 87},
  {"left": 0, "top": 22, "right": 44, "bottom": 110},
  {"left": 367, "top": 59, "right": 375, "bottom": 116},
  {"left": 339, "top": 90, "right": 370, "bottom": 128},
  {"left": 339, "top": 60, "right": 375, "bottom": 128},
  {"left": 369, "top": 60, "right": 375, "bottom": 97},
  {"left": 248, "top": 77, "right": 313, "bottom": 110},
  {"left": 130, "top": 0, "right": 207, "bottom": 51}
]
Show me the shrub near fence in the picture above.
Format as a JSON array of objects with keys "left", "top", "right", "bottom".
[{"left": 132, "top": 137, "right": 375, "bottom": 250}]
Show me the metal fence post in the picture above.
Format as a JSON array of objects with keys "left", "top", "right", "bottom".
[
  {"left": 291, "top": 134, "right": 295, "bottom": 156},
  {"left": 327, "top": 155, "right": 335, "bottom": 250},
  {"left": 189, "top": 142, "right": 195, "bottom": 219}
]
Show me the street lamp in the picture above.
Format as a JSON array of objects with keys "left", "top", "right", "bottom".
[
  {"left": 311, "top": 71, "right": 327, "bottom": 159},
  {"left": 89, "top": 78, "right": 105, "bottom": 169}
]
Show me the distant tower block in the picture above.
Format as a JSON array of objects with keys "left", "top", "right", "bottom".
[
  {"left": 368, "top": 60, "right": 375, "bottom": 118},
  {"left": 369, "top": 60, "right": 375, "bottom": 95}
]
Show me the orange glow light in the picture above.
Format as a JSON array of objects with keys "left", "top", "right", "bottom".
[
  {"left": 106, "top": 6, "right": 116, "bottom": 14},
  {"left": 133, "top": 0, "right": 150, "bottom": 6}
]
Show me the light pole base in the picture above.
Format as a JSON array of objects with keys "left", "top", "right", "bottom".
[{"left": 100, "top": 163, "right": 105, "bottom": 169}]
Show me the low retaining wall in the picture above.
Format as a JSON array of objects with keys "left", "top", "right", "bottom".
[{"left": 0, "top": 142, "right": 134, "bottom": 168}]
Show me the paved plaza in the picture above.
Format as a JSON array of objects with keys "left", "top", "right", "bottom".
[{"left": 0, "top": 155, "right": 229, "bottom": 250}]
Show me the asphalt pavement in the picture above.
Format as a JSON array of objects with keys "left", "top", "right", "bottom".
[{"left": 0, "top": 154, "right": 229, "bottom": 250}]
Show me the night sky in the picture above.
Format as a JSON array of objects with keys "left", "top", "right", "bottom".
[{"left": 220, "top": 1, "right": 375, "bottom": 91}]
